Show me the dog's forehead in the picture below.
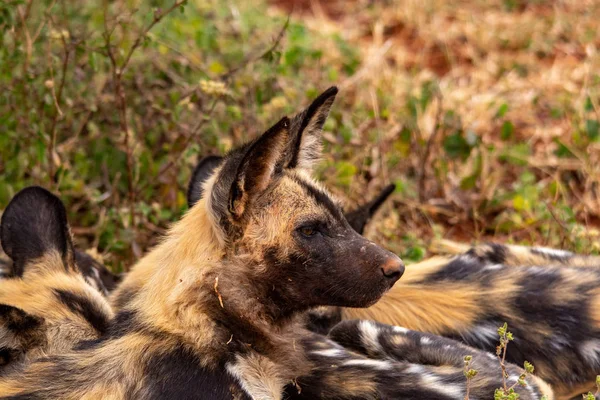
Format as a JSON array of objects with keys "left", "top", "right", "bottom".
[{"left": 265, "top": 173, "right": 344, "bottom": 219}]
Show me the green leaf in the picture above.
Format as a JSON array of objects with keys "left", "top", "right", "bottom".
[
  {"left": 496, "top": 103, "right": 509, "bottom": 118},
  {"left": 553, "top": 139, "right": 575, "bottom": 158},
  {"left": 523, "top": 361, "right": 534, "bottom": 374},
  {"left": 586, "top": 119, "right": 599, "bottom": 141},
  {"left": 585, "top": 96, "right": 594, "bottom": 112},
  {"left": 403, "top": 246, "right": 425, "bottom": 262},
  {"left": 89, "top": 52, "right": 98, "bottom": 72},
  {"left": 334, "top": 161, "right": 357, "bottom": 187},
  {"left": 443, "top": 131, "right": 473, "bottom": 160},
  {"left": 501, "top": 120, "right": 514, "bottom": 141}
]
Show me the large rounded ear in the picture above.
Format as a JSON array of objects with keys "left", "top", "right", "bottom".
[
  {"left": 286, "top": 86, "right": 338, "bottom": 171},
  {"left": 187, "top": 155, "right": 224, "bottom": 208},
  {"left": 0, "top": 186, "right": 74, "bottom": 276},
  {"left": 344, "top": 184, "right": 395, "bottom": 234},
  {"left": 228, "top": 117, "right": 290, "bottom": 221}
]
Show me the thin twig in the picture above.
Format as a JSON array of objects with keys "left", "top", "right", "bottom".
[
  {"left": 32, "top": 0, "right": 58, "bottom": 43},
  {"left": 418, "top": 91, "right": 443, "bottom": 203},
  {"left": 220, "top": 16, "right": 290, "bottom": 80},
  {"left": 121, "top": 2, "right": 187, "bottom": 70},
  {"left": 500, "top": 338, "right": 509, "bottom": 391},
  {"left": 47, "top": 29, "right": 70, "bottom": 185},
  {"left": 16, "top": 1, "right": 34, "bottom": 75}
]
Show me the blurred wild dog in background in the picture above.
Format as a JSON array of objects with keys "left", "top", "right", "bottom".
[{"left": 0, "top": 187, "right": 113, "bottom": 375}]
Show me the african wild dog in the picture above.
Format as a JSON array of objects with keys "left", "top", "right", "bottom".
[
  {"left": 339, "top": 246, "right": 600, "bottom": 399},
  {"left": 290, "top": 319, "right": 553, "bottom": 400},
  {"left": 0, "top": 88, "right": 553, "bottom": 399},
  {"left": 0, "top": 187, "right": 113, "bottom": 375},
  {"left": 268, "top": 318, "right": 557, "bottom": 400},
  {"left": 0, "top": 87, "right": 404, "bottom": 399}
]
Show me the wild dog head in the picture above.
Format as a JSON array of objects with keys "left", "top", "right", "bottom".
[
  {"left": 0, "top": 195, "right": 120, "bottom": 297},
  {"left": 0, "top": 187, "right": 113, "bottom": 372},
  {"left": 190, "top": 87, "right": 404, "bottom": 314}
]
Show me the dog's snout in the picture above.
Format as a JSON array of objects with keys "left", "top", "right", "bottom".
[{"left": 380, "top": 255, "right": 404, "bottom": 283}]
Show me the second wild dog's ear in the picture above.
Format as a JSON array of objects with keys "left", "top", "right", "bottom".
[
  {"left": 229, "top": 117, "right": 290, "bottom": 221},
  {"left": 286, "top": 86, "right": 338, "bottom": 171},
  {"left": 345, "top": 184, "right": 396, "bottom": 234},
  {"left": 0, "top": 186, "right": 74, "bottom": 276},
  {"left": 187, "top": 155, "right": 224, "bottom": 208}
]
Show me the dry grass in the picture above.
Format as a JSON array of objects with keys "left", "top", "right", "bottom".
[{"left": 274, "top": 0, "right": 600, "bottom": 259}]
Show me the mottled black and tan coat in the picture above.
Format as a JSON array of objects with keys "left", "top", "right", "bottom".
[
  {"left": 0, "top": 187, "right": 113, "bottom": 375},
  {"left": 341, "top": 241, "right": 600, "bottom": 399},
  {"left": 0, "top": 89, "right": 552, "bottom": 400}
]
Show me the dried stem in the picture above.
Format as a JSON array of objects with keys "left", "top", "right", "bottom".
[
  {"left": 47, "top": 32, "right": 70, "bottom": 185},
  {"left": 498, "top": 333, "right": 509, "bottom": 392},
  {"left": 418, "top": 91, "right": 443, "bottom": 203},
  {"left": 16, "top": 1, "right": 34, "bottom": 76},
  {"left": 220, "top": 15, "right": 289, "bottom": 80}
]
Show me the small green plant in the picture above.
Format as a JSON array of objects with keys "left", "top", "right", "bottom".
[
  {"left": 463, "top": 355, "right": 478, "bottom": 400},
  {"left": 494, "top": 323, "right": 536, "bottom": 400}
]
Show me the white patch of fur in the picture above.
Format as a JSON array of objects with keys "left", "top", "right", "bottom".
[
  {"left": 226, "top": 354, "right": 285, "bottom": 400},
  {"left": 548, "top": 335, "right": 569, "bottom": 351},
  {"left": 312, "top": 348, "right": 345, "bottom": 358},
  {"left": 462, "top": 323, "right": 501, "bottom": 346},
  {"left": 483, "top": 263, "right": 503, "bottom": 271},
  {"left": 531, "top": 246, "right": 573, "bottom": 258},
  {"left": 296, "top": 129, "right": 321, "bottom": 171},
  {"left": 359, "top": 320, "right": 382, "bottom": 353},
  {"left": 580, "top": 340, "right": 600, "bottom": 365},
  {"left": 343, "top": 359, "right": 392, "bottom": 370},
  {"left": 405, "top": 364, "right": 425, "bottom": 374},
  {"left": 420, "top": 373, "right": 465, "bottom": 399},
  {"left": 456, "top": 253, "right": 478, "bottom": 265},
  {"left": 198, "top": 168, "right": 226, "bottom": 247},
  {"left": 420, "top": 336, "right": 432, "bottom": 345},
  {"left": 393, "top": 326, "right": 409, "bottom": 334},
  {"left": 524, "top": 379, "right": 539, "bottom": 400},
  {"left": 85, "top": 268, "right": 108, "bottom": 296}
]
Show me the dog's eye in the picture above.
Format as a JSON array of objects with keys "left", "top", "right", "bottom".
[{"left": 298, "top": 226, "right": 318, "bottom": 238}]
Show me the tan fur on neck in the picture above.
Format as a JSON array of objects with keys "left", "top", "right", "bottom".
[{"left": 118, "top": 193, "right": 309, "bottom": 386}]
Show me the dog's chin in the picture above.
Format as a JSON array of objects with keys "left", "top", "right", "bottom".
[{"left": 331, "top": 285, "right": 390, "bottom": 309}]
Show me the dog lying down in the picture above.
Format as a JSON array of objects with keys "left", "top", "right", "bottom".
[{"left": 0, "top": 87, "right": 554, "bottom": 399}]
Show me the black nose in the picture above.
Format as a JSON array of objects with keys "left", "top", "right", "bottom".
[{"left": 381, "top": 255, "right": 404, "bottom": 283}]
